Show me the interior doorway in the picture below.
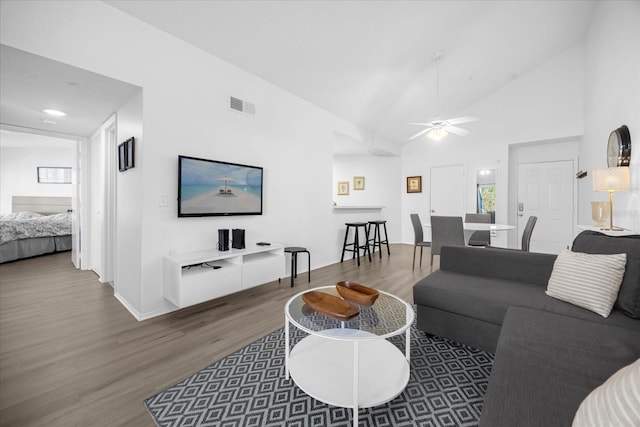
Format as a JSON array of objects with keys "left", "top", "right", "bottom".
[
  {"left": 430, "top": 164, "right": 465, "bottom": 217},
  {"left": 517, "top": 160, "right": 574, "bottom": 253},
  {"left": 509, "top": 138, "right": 579, "bottom": 252}
]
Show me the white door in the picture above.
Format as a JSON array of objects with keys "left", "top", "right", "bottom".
[
  {"left": 517, "top": 160, "right": 574, "bottom": 254},
  {"left": 89, "top": 129, "right": 104, "bottom": 279},
  {"left": 103, "top": 120, "right": 116, "bottom": 285},
  {"left": 71, "top": 140, "right": 81, "bottom": 268},
  {"left": 430, "top": 164, "right": 465, "bottom": 216}
]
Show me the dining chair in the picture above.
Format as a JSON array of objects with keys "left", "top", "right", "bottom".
[
  {"left": 521, "top": 216, "right": 538, "bottom": 252},
  {"left": 465, "top": 213, "right": 491, "bottom": 247},
  {"left": 410, "top": 213, "right": 431, "bottom": 270},
  {"left": 430, "top": 216, "right": 465, "bottom": 267}
]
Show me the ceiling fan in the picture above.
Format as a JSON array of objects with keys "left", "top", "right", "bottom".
[{"left": 408, "top": 51, "right": 478, "bottom": 142}]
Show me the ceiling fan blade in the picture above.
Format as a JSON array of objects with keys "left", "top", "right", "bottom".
[
  {"left": 444, "top": 125, "right": 471, "bottom": 136},
  {"left": 407, "top": 127, "right": 433, "bottom": 141},
  {"left": 446, "top": 116, "right": 478, "bottom": 125},
  {"left": 409, "top": 122, "right": 435, "bottom": 126}
]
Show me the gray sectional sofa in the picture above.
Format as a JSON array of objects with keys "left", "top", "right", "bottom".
[{"left": 413, "top": 231, "right": 640, "bottom": 426}]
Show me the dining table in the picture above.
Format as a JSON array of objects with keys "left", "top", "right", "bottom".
[{"left": 424, "top": 221, "right": 515, "bottom": 244}]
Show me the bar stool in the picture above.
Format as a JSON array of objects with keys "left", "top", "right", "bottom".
[
  {"left": 284, "top": 247, "right": 310, "bottom": 288},
  {"left": 368, "top": 220, "right": 390, "bottom": 258},
  {"left": 340, "top": 222, "right": 371, "bottom": 266}
]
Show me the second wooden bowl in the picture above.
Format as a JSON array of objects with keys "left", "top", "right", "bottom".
[
  {"left": 336, "top": 281, "right": 379, "bottom": 306},
  {"left": 302, "top": 290, "right": 359, "bottom": 320}
]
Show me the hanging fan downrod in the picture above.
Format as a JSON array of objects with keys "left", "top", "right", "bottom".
[{"left": 407, "top": 50, "right": 478, "bottom": 141}]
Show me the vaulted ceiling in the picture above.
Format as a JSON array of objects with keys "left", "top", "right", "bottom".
[
  {"left": 1, "top": 1, "right": 596, "bottom": 150},
  {"left": 106, "top": 0, "right": 596, "bottom": 145}
]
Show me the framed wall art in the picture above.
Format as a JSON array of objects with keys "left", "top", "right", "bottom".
[
  {"left": 353, "top": 176, "right": 365, "bottom": 190},
  {"left": 118, "top": 143, "right": 127, "bottom": 172},
  {"left": 125, "top": 137, "right": 135, "bottom": 169},
  {"left": 407, "top": 176, "right": 422, "bottom": 193},
  {"left": 118, "top": 137, "right": 135, "bottom": 172},
  {"left": 337, "top": 181, "right": 349, "bottom": 195}
]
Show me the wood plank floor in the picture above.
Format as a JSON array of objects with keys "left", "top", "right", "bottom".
[{"left": 0, "top": 244, "right": 435, "bottom": 426}]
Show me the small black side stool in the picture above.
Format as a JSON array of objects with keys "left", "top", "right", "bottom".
[
  {"left": 284, "top": 247, "right": 310, "bottom": 288},
  {"left": 340, "top": 222, "right": 371, "bottom": 266},
  {"left": 368, "top": 220, "right": 390, "bottom": 258}
]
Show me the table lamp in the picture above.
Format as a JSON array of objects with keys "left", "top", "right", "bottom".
[{"left": 592, "top": 167, "right": 630, "bottom": 231}]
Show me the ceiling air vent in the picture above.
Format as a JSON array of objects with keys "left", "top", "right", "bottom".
[{"left": 229, "top": 96, "right": 255, "bottom": 117}]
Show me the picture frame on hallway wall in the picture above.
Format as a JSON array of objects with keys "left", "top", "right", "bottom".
[
  {"left": 125, "top": 137, "right": 135, "bottom": 169},
  {"left": 118, "top": 143, "right": 127, "bottom": 172},
  {"left": 407, "top": 176, "right": 422, "bottom": 193},
  {"left": 337, "top": 181, "right": 349, "bottom": 195},
  {"left": 353, "top": 176, "right": 365, "bottom": 190}
]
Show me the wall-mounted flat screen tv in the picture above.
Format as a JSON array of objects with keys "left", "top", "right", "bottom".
[{"left": 178, "top": 155, "right": 263, "bottom": 217}]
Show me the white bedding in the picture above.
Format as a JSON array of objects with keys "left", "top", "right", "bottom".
[{"left": 0, "top": 212, "right": 72, "bottom": 244}]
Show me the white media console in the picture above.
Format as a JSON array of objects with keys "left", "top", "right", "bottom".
[{"left": 163, "top": 243, "right": 285, "bottom": 308}]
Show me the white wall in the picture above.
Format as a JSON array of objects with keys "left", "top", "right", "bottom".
[
  {"left": 401, "top": 42, "right": 584, "bottom": 247},
  {"left": 0, "top": 0, "right": 385, "bottom": 319},
  {"left": 332, "top": 154, "right": 402, "bottom": 248},
  {"left": 581, "top": 1, "right": 640, "bottom": 231},
  {"left": 0, "top": 131, "right": 74, "bottom": 213},
  {"left": 116, "top": 91, "right": 143, "bottom": 313}
]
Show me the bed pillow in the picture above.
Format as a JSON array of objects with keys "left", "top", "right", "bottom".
[
  {"left": 34, "top": 213, "right": 70, "bottom": 221},
  {"left": 0, "top": 212, "right": 43, "bottom": 221},
  {"left": 572, "top": 358, "right": 640, "bottom": 427},
  {"left": 546, "top": 249, "right": 626, "bottom": 317}
]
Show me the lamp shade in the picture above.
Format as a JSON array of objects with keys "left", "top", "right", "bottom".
[{"left": 592, "top": 167, "right": 630, "bottom": 192}]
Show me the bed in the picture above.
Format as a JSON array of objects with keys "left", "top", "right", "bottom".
[{"left": 0, "top": 196, "right": 72, "bottom": 263}]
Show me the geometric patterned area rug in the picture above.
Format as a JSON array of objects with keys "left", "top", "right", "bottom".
[{"left": 145, "top": 308, "right": 494, "bottom": 427}]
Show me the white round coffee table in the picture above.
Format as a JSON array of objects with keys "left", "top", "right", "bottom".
[{"left": 284, "top": 286, "right": 414, "bottom": 426}]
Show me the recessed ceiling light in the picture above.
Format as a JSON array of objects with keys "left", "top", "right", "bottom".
[{"left": 43, "top": 109, "right": 66, "bottom": 117}]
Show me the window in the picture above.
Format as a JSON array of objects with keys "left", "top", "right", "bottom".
[{"left": 37, "top": 167, "right": 72, "bottom": 184}]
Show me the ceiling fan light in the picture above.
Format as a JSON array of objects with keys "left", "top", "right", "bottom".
[{"left": 427, "top": 128, "right": 448, "bottom": 141}]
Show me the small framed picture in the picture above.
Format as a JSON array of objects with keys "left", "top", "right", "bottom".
[
  {"left": 407, "top": 176, "right": 422, "bottom": 193},
  {"left": 125, "top": 137, "right": 135, "bottom": 169},
  {"left": 118, "top": 143, "right": 127, "bottom": 172},
  {"left": 353, "top": 176, "right": 365, "bottom": 190},
  {"left": 337, "top": 181, "right": 349, "bottom": 195}
]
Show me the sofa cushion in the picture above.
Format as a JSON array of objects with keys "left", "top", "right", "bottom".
[
  {"left": 572, "top": 358, "right": 640, "bottom": 427},
  {"left": 571, "top": 231, "right": 640, "bottom": 318},
  {"left": 479, "top": 307, "right": 640, "bottom": 427},
  {"left": 414, "top": 270, "right": 640, "bottom": 330},
  {"left": 546, "top": 249, "right": 627, "bottom": 317},
  {"left": 439, "top": 245, "right": 556, "bottom": 286}
]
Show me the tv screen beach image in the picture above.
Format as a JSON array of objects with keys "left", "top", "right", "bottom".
[{"left": 179, "top": 157, "right": 263, "bottom": 215}]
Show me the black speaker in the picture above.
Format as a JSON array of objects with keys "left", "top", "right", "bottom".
[
  {"left": 217, "top": 229, "right": 229, "bottom": 251},
  {"left": 232, "top": 229, "right": 245, "bottom": 249}
]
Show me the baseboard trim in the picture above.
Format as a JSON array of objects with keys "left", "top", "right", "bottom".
[
  {"left": 114, "top": 292, "right": 143, "bottom": 320},
  {"left": 114, "top": 292, "right": 178, "bottom": 321}
]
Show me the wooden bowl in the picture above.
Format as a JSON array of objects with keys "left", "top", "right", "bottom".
[
  {"left": 301, "top": 291, "right": 359, "bottom": 320},
  {"left": 336, "top": 281, "right": 379, "bottom": 306}
]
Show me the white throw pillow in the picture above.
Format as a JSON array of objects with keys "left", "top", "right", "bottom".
[
  {"left": 546, "top": 249, "right": 626, "bottom": 317},
  {"left": 572, "top": 359, "right": 640, "bottom": 427}
]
